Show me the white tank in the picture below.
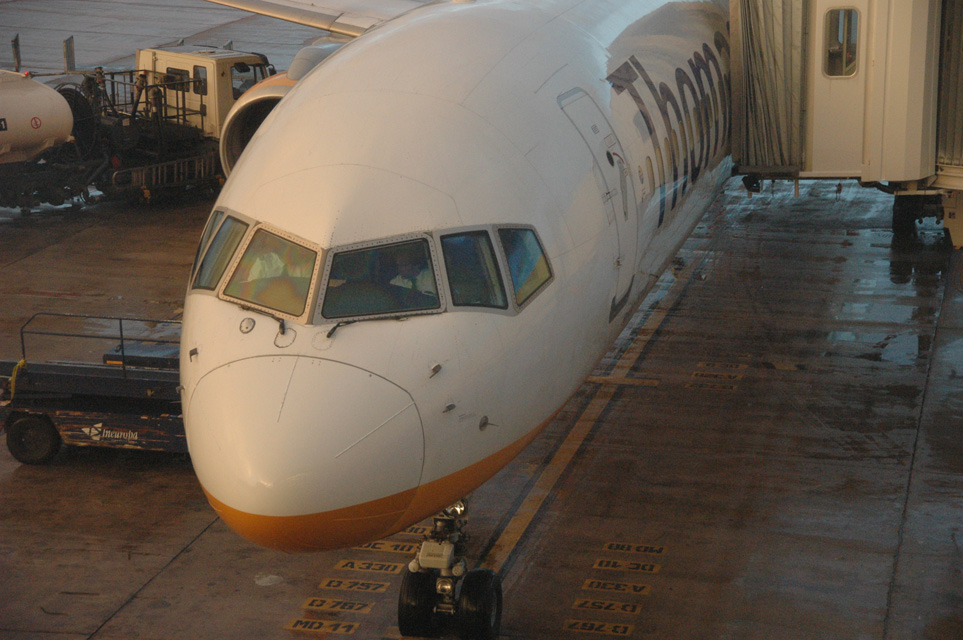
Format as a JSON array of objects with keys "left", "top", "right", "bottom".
[{"left": 0, "top": 70, "right": 73, "bottom": 165}]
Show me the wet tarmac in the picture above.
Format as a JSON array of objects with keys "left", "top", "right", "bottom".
[{"left": 3, "top": 3, "right": 963, "bottom": 639}]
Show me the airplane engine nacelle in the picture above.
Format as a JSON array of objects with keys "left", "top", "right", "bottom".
[
  {"left": 219, "top": 73, "right": 295, "bottom": 175},
  {"left": 220, "top": 39, "right": 348, "bottom": 175},
  {"left": 0, "top": 70, "right": 73, "bottom": 165}
]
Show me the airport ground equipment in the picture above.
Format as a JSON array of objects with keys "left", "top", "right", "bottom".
[
  {"left": 728, "top": 0, "right": 963, "bottom": 246},
  {"left": 0, "top": 313, "right": 183, "bottom": 465},
  {"left": 1, "top": 41, "right": 274, "bottom": 209}
]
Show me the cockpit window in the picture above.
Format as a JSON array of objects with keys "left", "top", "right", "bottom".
[
  {"left": 192, "top": 210, "right": 225, "bottom": 279},
  {"left": 222, "top": 229, "right": 318, "bottom": 317},
  {"left": 497, "top": 227, "right": 552, "bottom": 306},
  {"left": 192, "top": 216, "right": 248, "bottom": 290},
  {"left": 321, "top": 239, "right": 440, "bottom": 319},
  {"left": 441, "top": 231, "right": 507, "bottom": 309}
]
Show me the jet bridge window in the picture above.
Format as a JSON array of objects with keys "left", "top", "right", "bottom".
[
  {"left": 440, "top": 231, "right": 507, "bottom": 309},
  {"left": 497, "top": 227, "right": 552, "bottom": 307},
  {"left": 321, "top": 239, "right": 440, "bottom": 319},
  {"left": 222, "top": 229, "right": 318, "bottom": 317},
  {"left": 825, "top": 9, "right": 859, "bottom": 77},
  {"left": 192, "top": 215, "right": 248, "bottom": 290}
]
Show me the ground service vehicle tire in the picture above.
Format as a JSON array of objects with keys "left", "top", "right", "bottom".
[
  {"left": 456, "top": 569, "right": 502, "bottom": 640},
  {"left": 6, "top": 414, "right": 61, "bottom": 465},
  {"left": 398, "top": 568, "right": 438, "bottom": 637}
]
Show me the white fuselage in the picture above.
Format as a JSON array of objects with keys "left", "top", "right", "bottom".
[{"left": 180, "top": 0, "right": 731, "bottom": 552}]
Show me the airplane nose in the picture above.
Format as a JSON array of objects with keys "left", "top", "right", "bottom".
[{"left": 185, "top": 356, "right": 425, "bottom": 551}]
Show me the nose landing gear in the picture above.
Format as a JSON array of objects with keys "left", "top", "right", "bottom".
[{"left": 397, "top": 500, "right": 502, "bottom": 640}]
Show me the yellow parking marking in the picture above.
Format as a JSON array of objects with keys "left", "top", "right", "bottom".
[
  {"left": 573, "top": 599, "right": 641, "bottom": 615},
  {"left": 285, "top": 619, "right": 359, "bottom": 634},
  {"left": 593, "top": 559, "right": 661, "bottom": 573},
  {"left": 334, "top": 560, "right": 404, "bottom": 574},
  {"left": 603, "top": 542, "right": 665, "bottom": 555},
  {"left": 302, "top": 598, "right": 373, "bottom": 614},
  {"left": 691, "top": 371, "right": 743, "bottom": 380},
  {"left": 582, "top": 579, "right": 650, "bottom": 595},
  {"left": 318, "top": 578, "right": 389, "bottom": 593},
  {"left": 564, "top": 620, "right": 635, "bottom": 636},
  {"left": 354, "top": 541, "right": 420, "bottom": 554}
]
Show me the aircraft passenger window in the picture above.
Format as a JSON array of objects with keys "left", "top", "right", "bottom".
[
  {"left": 497, "top": 228, "right": 552, "bottom": 306},
  {"left": 321, "top": 239, "right": 440, "bottom": 319},
  {"left": 223, "top": 229, "right": 318, "bottom": 317},
  {"left": 440, "top": 231, "right": 507, "bottom": 309},
  {"left": 825, "top": 9, "right": 859, "bottom": 77},
  {"left": 192, "top": 216, "right": 248, "bottom": 290}
]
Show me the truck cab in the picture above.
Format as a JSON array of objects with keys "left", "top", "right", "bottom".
[{"left": 134, "top": 46, "right": 273, "bottom": 139}]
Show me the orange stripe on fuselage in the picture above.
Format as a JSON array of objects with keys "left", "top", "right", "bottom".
[{"left": 203, "top": 414, "right": 555, "bottom": 552}]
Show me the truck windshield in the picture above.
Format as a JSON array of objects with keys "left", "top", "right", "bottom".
[
  {"left": 222, "top": 229, "right": 318, "bottom": 317},
  {"left": 321, "top": 239, "right": 440, "bottom": 319}
]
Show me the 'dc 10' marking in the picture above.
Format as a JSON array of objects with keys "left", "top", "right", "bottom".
[
  {"left": 593, "top": 559, "right": 661, "bottom": 573},
  {"left": 354, "top": 541, "right": 420, "bottom": 554},
  {"left": 335, "top": 560, "right": 404, "bottom": 574},
  {"left": 319, "top": 578, "right": 390, "bottom": 592},
  {"left": 582, "top": 579, "right": 651, "bottom": 595},
  {"left": 565, "top": 620, "right": 635, "bottom": 636},
  {"left": 285, "top": 619, "right": 358, "bottom": 634}
]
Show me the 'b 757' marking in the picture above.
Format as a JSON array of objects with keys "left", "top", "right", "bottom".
[
  {"left": 574, "top": 599, "right": 641, "bottom": 615},
  {"left": 335, "top": 560, "right": 404, "bottom": 574},
  {"left": 565, "top": 620, "right": 634, "bottom": 636},
  {"left": 319, "top": 578, "right": 389, "bottom": 593},
  {"left": 593, "top": 559, "right": 661, "bottom": 573}
]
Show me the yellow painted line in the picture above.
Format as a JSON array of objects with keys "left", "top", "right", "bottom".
[
  {"left": 697, "top": 361, "right": 748, "bottom": 370},
  {"left": 582, "top": 579, "right": 650, "bottom": 595},
  {"left": 585, "top": 376, "right": 659, "bottom": 387},
  {"left": 334, "top": 560, "right": 404, "bottom": 575},
  {"left": 564, "top": 620, "right": 635, "bottom": 636},
  {"left": 285, "top": 619, "right": 359, "bottom": 634},
  {"left": 318, "top": 578, "right": 389, "bottom": 593},
  {"left": 480, "top": 255, "right": 703, "bottom": 575},
  {"left": 691, "top": 371, "right": 743, "bottom": 380},
  {"left": 603, "top": 542, "right": 666, "bottom": 555}
]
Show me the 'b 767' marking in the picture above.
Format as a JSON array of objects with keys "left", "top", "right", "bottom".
[
  {"left": 565, "top": 620, "right": 634, "bottom": 636},
  {"left": 335, "top": 560, "right": 404, "bottom": 574},
  {"left": 303, "top": 598, "right": 372, "bottom": 613},
  {"left": 593, "top": 559, "right": 661, "bottom": 573}
]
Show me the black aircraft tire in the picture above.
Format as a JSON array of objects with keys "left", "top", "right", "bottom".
[
  {"left": 456, "top": 569, "right": 502, "bottom": 640},
  {"left": 6, "top": 414, "right": 61, "bottom": 465},
  {"left": 398, "top": 568, "right": 438, "bottom": 638}
]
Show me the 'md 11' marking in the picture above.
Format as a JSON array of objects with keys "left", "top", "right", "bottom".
[
  {"left": 303, "top": 598, "right": 373, "bottom": 614},
  {"left": 573, "top": 599, "right": 641, "bottom": 615},
  {"left": 593, "top": 559, "right": 661, "bottom": 573},
  {"left": 335, "top": 560, "right": 404, "bottom": 574},
  {"left": 354, "top": 541, "right": 420, "bottom": 555},
  {"left": 565, "top": 620, "right": 634, "bottom": 636},
  {"left": 319, "top": 578, "right": 390, "bottom": 593},
  {"left": 603, "top": 543, "right": 666, "bottom": 555},
  {"left": 691, "top": 371, "right": 743, "bottom": 381},
  {"left": 285, "top": 619, "right": 358, "bottom": 634},
  {"left": 582, "top": 579, "right": 651, "bottom": 595}
]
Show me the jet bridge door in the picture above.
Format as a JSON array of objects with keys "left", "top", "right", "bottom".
[{"left": 559, "top": 89, "right": 637, "bottom": 318}]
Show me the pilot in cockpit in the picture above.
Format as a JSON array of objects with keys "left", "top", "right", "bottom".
[{"left": 389, "top": 243, "right": 437, "bottom": 297}]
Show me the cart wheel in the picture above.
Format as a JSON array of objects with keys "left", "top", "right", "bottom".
[{"left": 6, "top": 414, "right": 62, "bottom": 465}]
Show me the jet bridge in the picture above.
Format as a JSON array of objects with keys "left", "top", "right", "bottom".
[{"left": 730, "top": 0, "right": 963, "bottom": 245}]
